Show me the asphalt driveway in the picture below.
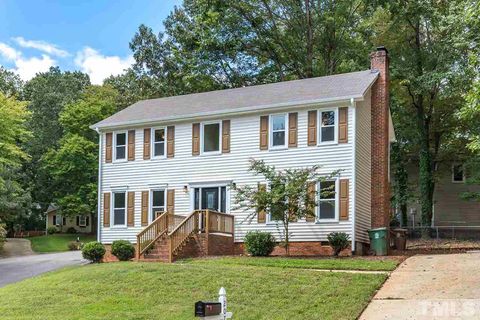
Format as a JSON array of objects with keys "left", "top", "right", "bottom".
[
  {"left": 360, "top": 252, "right": 480, "bottom": 320},
  {"left": 0, "top": 248, "right": 87, "bottom": 288}
]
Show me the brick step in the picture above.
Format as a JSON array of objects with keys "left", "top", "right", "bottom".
[{"left": 143, "top": 253, "right": 170, "bottom": 261}]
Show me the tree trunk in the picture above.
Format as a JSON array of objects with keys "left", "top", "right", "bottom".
[{"left": 305, "top": 0, "right": 314, "bottom": 78}]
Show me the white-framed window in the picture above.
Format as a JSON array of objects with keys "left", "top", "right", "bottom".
[
  {"left": 150, "top": 189, "right": 166, "bottom": 222},
  {"left": 53, "top": 215, "right": 61, "bottom": 226},
  {"left": 114, "top": 131, "right": 127, "bottom": 161},
  {"left": 151, "top": 127, "right": 166, "bottom": 158},
  {"left": 266, "top": 183, "right": 286, "bottom": 223},
  {"left": 452, "top": 164, "right": 465, "bottom": 183},
  {"left": 201, "top": 121, "right": 222, "bottom": 154},
  {"left": 317, "top": 179, "right": 338, "bottom": 221},
  {"left": 270, "top": 113, "right": 288, "bottom": 149},
  {"left": 112, "top": 192, "right": 127, "bottom": 226},
  {"left": 318, "top": 109, "right": 338, "bottom": 144},
  {"left": 78, "top": 215, "right": 87, "bottom": 227}
]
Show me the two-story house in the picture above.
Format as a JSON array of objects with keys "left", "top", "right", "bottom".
[{"left": 91, "top": 47, "right": 394, "bottom": 261}]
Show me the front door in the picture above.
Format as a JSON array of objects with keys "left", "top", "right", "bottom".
[{"left": 202, "top": 187, "right": 219, "bottom": 211}]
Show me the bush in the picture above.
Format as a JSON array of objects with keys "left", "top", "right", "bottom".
[
  {"left": 68, "top": 241, "right": 82, "bottom": 251},
  {"left": 47, "top": 226, "right": 57, "bottom": 235},
  {"left": 327, "top": 232, "right": 350, "bottom": 256},
  {"left": 66, "top": 227, "right": 77, "bottom": 234},
  {"left": 111, "top": 240, "right": 135, "bottom": 261},
  {"left": 244, "top": 231, "right": 276, "bottom": 256},
  {"left": 0, "top": 224, "right": 6, "bottom": 251},
  {"left": 82, "top": 241, "right": 105, "bottom": 263}
]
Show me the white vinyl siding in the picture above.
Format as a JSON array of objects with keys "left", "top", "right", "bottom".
[
  {"left": 354, "top": 89, "right": 372, "bottom": 243},
  {"left": 99, "top": 103, "right": 354, "bottom": 244}
]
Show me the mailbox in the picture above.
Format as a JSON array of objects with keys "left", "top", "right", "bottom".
[{"left": 195, "top": 301, "right": 222, "bottom": 317}]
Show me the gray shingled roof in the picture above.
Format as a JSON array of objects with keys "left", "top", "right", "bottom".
[{"left": 92, "top": 69, "right": 378, "bottom": 129}]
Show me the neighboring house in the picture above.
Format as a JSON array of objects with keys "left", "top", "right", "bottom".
[
  {"left": 91, "top": 47, "right": 394, "bottom": 261},
  {"left": 45, "top": 205, "right": 93, "bottom": 234},
  {"left": 404, "top": 162, "right": 480, "bottom": 228}
]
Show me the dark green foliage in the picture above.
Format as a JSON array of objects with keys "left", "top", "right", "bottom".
[
  {"left": 66, "top": 227, "right": 77, "bottom": 234},
  {"left": 111, "top": 240, "right": 135, "bottom": 261},
  {"left": 81, "top": 241, "right": 106, "bottom": 263},
  {"left": 327, "top": 232, "right": 350, "bottom": 256},
  {"left": 47, "top": 226, "right": 57, "bottom": 235},
  {"left": 67, "top": 241, "right": 81, "bottom": 251},
  {"left": 244, "top": 231, "right": 276, "bottom": 257}
]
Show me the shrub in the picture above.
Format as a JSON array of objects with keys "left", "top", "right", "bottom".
[
  {"left": 68, "top": 241, "right": 82, "bottom": 251},
  {"left": 66, "top": 227, "right": 77, "bottom": 234},
  {"left": 327, "top": 232, "right": 350, "bottom": 256},
  {"left": 0, "top": 224, "right": 6, "bottom": 251},
  {"left": 47, "top": 226, "right": 57, "bottom": 235},
  {"left": 244, "top": 231, "right": 276, "bottom": 256},
  {"left": 111, "top": 240, "right": 135, "bottom": 261},
  {"left": 82, "top": 241, "right": 105, "bottom": 263}
]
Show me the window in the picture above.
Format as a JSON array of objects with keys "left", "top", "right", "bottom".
[
  {"left": 53, "top": 215, "right": 60, "bottom": 226},
  {"left": 113, "top": 192, "right": 126, "bottom": 226},
  {"left": 114, "top": 132, "right": 127, "bottom": 160},
  {"left": 267, "top": 183, "right": 286, "bottom": 222},
  {"left": 452, "top": 164, "right": 465, "bottom": 183},
  {"left": 152, "top": 128, "right": 166, "bottom": 158},
  {"left": 78, "top": 215, "right": 87, "bottom": 227},
  {"left": 151, "top": 190, "right": 165, "bottom": 221},
  {"left": 270, "top": 114, "right": 287, "bottom": 148},
  {"left": 318, "top": 180, "right": 337, "bottom": 220},
  {"left": 202, "top": 122, "right": 221, "bottom": 153},
  {"left": 319, "top": 110, "right": 336, "bottom": 143}
]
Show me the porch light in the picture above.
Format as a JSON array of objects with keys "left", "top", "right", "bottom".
[{"left": 183, "top": 185, "right": 188, "bottom": 193}]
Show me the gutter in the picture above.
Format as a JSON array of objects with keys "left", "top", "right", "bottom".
[
  {"left": 90, "top": 95, "right": 365, "bottom": 132},
  {"left": 350, "top": 98, "right": 356, "bottom": 253}
]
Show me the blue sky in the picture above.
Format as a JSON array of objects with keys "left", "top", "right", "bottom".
[{"left": 0, "top": 0, "right": 182, "bottom": 83}]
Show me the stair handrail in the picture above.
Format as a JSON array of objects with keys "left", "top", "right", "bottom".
[
  {"left": 136, "top": 211, "right": 169, "bottom": 259},
  {"left": 168, "top": 210, "right": 200, "bottom": 261}
]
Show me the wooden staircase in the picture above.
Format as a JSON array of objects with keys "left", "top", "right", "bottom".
[{"left": 136, "top": 210, "right": 234, "bottom": 262}]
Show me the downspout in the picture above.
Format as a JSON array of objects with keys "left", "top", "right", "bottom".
[
  {"left": 96, "top": 128, "right": 102, "bottom": 242},
  {"left": 350, "top": 98, "right": 356, "bottom": 253}
]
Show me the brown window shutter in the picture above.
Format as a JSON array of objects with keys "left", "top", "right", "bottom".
[
  {"left": 127, "top": 191, "right": 135, "bottom": 226},
  {"left": 257, "top": 183, "right": 266, "bottom": 223},
  {"left": 307, "top": 110, "right": 317, "bottom": 146},
  {"left": 103, "top": 193, "right": 111, "bottom": 227},
  {"left": 143, "top": 128, "right": 151, "bottom": 160},
  {"left": 167, "top": 126, "right": 175, "bottom": 158},
  {"left": 339, "top": 179, "right": 349, "bottom": 220},
  {"left": 222, "top": 120, "right": 231, "bottom": 153},
  {"left": 105, "top": 133, "right": 113, "bottom": 163},
  {"left": 141, "top": 191, "right": 149, "bottom": 226},
  {"left": 339, "top": 107, "right": 348, "bottom": 143},
  {"left": 259, "top": 116, "right": 269, "bottom": 150},
  {"left": 167, "top": 189, "right": 175, "bottom": 214},
  {"left": 288, "top": 112, "right": 298, "bottom": 148},
  {"left": 306, "top": 182, "right": 316, "bottom": 222},
  {"left": 192, "top": 123, "right": 200, "bottom": 156},
  {"left": 127, "top": 130, "right": 135, "bottom": 161}
]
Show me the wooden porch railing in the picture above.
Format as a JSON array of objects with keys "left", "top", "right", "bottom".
[
  {"left": 136, "top": 212, "right": 169, "bottom": 259},
  {"left": 137, "top": 209, "right": 235, "bottom": 262}
]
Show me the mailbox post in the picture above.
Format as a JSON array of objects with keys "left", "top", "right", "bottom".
[{"left": 195, "top": 287, "right": 233, "bottom": 319}]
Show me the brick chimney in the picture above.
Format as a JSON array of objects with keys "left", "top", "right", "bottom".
[{"left": 370, "top": 46, "right": 390, "bottom": 228}]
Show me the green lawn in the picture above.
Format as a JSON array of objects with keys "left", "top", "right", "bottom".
[
  {"left": 0, "top": 259, "right": 388, "bottom": 320},
  {"left": 29, "top": 234, "right": 97, "bottom": 253},
  {"left": 189, "top": 256, "right": 399, "bottom": 271}
]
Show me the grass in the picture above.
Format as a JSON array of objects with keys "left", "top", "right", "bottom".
[
  {"left": 29, "top": 234, "right": 97, "bottom": 253},
  {"left": 0, "top": 260, "right": 388, "bottom": 320},
  {"left": 188, "top": 256, "right": 400, "bottom": 271}
]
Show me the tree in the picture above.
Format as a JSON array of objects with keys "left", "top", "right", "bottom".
[
  {"left": 23, "top": 67, "right": 90, "bottom": 213},
  {"left": 233, "top": 159, "right": 337, "bottom": 255},
  {"left": 0, "top": 93, "right": 31, "bottom": 223},
  {"left": 369, "top": 0, "right": 474, "bottom": 229},
  {"left": 43, "top": 85, "right": 119, "bottom": 222},
  {"left": 0, "top": 67, "right": 23, "bottom": 98}
]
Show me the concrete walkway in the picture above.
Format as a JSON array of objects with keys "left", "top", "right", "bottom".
[
  {"left": 0, "top": 251, "right": 87, "bottom": 288},
  {"left": 360, "top": 253, "right": 480, "bottom": 319},
  {"left": 0, "top": 238, "right": 35, "bottom": 258}
]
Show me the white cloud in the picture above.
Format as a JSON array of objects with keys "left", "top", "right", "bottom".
[
  {"left": 0, "top": 42, "right": 55, "bottom": 80},
  {"left": 13, "top": 37, "right": 69, "bottom": 58},
  {"left": 0, "top": 42, "right": 20, "bottom": 60},
  {"left": 75, "top": 47, "right": 134, "bottom": 85}
]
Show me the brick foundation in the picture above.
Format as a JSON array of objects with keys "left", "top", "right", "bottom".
[
  {"left": 234, "top": 242, "right": 351, "bottom": 257},
  {"left": 102, "top": 244, "right": 119, "bottom": 262}
]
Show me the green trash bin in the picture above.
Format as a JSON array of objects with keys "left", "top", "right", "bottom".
[{"left": 368, "top": 227, "right": 388, "bottom": 256}]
